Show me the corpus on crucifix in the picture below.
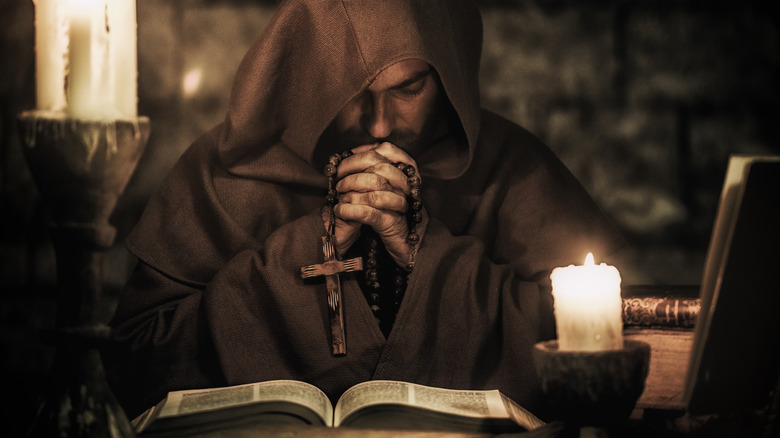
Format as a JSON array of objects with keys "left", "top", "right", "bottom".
[{"left": 301, "top": 235, "right": 363, "bottom": 356}]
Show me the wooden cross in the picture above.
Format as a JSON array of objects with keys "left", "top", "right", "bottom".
[{"left": 300, "top": 235, "right": 363, "bottom": 356}]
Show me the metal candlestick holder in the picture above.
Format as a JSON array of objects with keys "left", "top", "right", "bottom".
[
  {"left": 533, "top": 339, "right": 651, "bottom": 429},
  {"left": 17, "top": 111, "right": 150, "bottom": 437}
]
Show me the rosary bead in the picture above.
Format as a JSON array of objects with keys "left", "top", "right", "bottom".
[
  {"left": 341, "top": 150, "right": 353, "bottom": 159},
  {"left": 407, "top": 175, "right": 421, "bottom": 188},
  {"left": 406, "top": 232, "right": 419, "bottom": 244},
  {"left": 328, "top": 154, "right": 341, "bottom": 166},
  {"left": 394, "top": 275, "right": 406, "bottom": 287},
  {"left": 403, "top": 165, "right": 416, "bottom": 177},
  {"left": 411, "top": 199, "right": 423, "bottom": 211},
  {"left": 366, "top": 270, "right": 378, "bottom": 281},
  {"left": 410, "top": 211, "right": 422, "bottom": 223},
  {"left": 324, "top": 163, "right": 337, "bottom": 177},
  {"left": 368, "top": 280, "right": 380, "bottom": 289},
  {"left": 410, "top": 187, "right": 421, "bottom": 199},
  {"left": 404, "top": 263, "right": 414, "bottom": 274}
]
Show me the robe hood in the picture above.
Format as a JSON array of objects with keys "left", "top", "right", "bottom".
[{"left": 219, "top": 0, "right": 483, "bottom": 183}]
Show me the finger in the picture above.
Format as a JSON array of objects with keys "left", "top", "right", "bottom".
[
  {"left": 339, "top": 190, "right": 407, "bottom": 214},
  {"left": 322, "top": 206, "right": 361, "bottom": 255},
  {"left": 333, "top": 203, "right": 386, "bottom": 229},
  {"left": 338, "top": 142, "right": 419, "bottom": 177},
  {"left": 334, "top": 203, "right": 413, "bottom": 267},
  {"left": 365, "top": 163, "right": 409, "bottom": 193},
  {"left": 337, "top": 149, "right": 391, "bottom": 179},
  {"left": 336, "top": 172, "right": 401, "bottom": 195},
  {"left": 371, "top": 143, "right": 421, "bottom": 193},
  {"left": 350, "top": 143, "right": 380, "bottom": 154},
  {"left": 373, "top": 142, "right": 418, "bottom": 170}
]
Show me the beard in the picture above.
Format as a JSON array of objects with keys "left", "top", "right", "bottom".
[
  {"left": 314, "top": 107, "right": 444, "bottom": 168},
  {"left": 313, "top": 90, "right": 464, "bottom": 172},
  {"left": 329, "top": 127, "right": 428, "bottom": 154}
]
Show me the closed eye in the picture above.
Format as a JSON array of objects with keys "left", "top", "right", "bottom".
[
  {"left": 390, "top": 68, "right": 432, "bottom": 98},
  {"left": 396, "top": 82, "right": 426, "bottom": 97}
]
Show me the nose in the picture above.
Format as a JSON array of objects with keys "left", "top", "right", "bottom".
[{"left": 364, "top": 93, "right": 393, "bottom": 139}]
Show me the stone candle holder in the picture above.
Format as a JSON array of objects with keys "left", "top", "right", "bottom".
[
  {"left": 533, "top": 339, "right": 651, "bottom": 427},
  {"left": 17, "top": 111, "right": 150, "bottom": 437}
]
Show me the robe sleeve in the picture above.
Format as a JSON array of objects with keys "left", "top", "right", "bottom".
[
  {"left": 367, "top": 127, "right": 626, "bottom": 415},
  {"left": 370, "top": 215, "right": 555, "bottom": 415},
  {"left": 104, "top": 208, "right": 327, "bottom": 419}
]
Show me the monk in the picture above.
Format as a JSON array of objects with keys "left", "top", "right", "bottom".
[{"left": 104, "top": 0, "right": 624, "bottom": 421}]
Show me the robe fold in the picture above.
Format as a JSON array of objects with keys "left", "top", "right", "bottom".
[{"left": 105, "top": 0, "right": 625, "bottom": 420}]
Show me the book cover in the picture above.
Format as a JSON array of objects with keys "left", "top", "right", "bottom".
[{"left": 683, "top": 155, "right": 780, "bottom": 415}]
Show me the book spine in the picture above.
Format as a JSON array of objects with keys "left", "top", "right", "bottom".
[{"left": 622, "top": 297, "right": 700, "bottom": 328}]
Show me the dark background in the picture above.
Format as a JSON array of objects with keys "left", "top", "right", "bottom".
[{"left": 1, "top": 0, "right": 778, "bottom": 434}]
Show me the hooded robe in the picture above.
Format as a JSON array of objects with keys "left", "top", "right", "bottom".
[{"left": 105, "top": 0, "right": 625, "bottom": 421}]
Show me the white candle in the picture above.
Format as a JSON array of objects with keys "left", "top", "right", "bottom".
[
  {"left": 550, "top": 253, "right": 623, "bottom": 351},
  {"left": 33, "top": 0, "right": 68, "bottom": 113},
  {"left": 107, "top": 0, "right": 138, "bottom": 118},
  {"left": 67, "top": 0, "right": 111, "bottom": 119},
  {"left": 33, "top": 0, "right": 138, "bottom": 120}
]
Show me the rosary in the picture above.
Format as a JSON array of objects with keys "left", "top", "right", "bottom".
[{"left": 300, "top": 150, "right": 423, "bottom": 356}]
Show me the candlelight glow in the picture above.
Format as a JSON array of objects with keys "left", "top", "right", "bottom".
[{"left": 182, "top": 68, "right": 203, "bottom": 98}]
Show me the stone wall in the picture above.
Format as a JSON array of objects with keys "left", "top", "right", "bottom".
[{"left": 1, "top": 0, "right": 778, "bottom": 433}]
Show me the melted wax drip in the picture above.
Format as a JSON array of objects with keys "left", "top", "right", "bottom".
[{"left": 21, "top": 112, "right": 143, "bottom": 168}]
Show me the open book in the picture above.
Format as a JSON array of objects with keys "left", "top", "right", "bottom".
[
  {"left": 132, "top": 379, "right": 544, "bottom": 436},
  {"left": 683, "top": 155, "right": 780, "bottom": 415}
]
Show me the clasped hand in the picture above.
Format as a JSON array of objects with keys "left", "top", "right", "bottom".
[{"left": 322, "top": 142, "right": 424, "bottom": 267}]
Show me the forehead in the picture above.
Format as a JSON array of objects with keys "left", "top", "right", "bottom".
[{"left": 368, "top": 59, "right": 432, "bottom": 90}]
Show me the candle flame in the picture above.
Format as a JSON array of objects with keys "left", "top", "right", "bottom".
[{"left": 584, "top": 252, "right": 595, "bottom": 266}]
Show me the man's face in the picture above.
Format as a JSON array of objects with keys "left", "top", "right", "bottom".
[{"left": 326, "top": 59, "right": 442, "bottom": 155}]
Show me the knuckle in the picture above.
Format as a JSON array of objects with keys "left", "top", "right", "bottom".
[
  {"left": 365, "top": 163, "right": 382, "bottom": 175},
  {"left": 369, "top": 150, "right": 389, "bottom": 164},
  {"left": 368, "top": 208, "right": 384, "bottom": 225},
  {"left": 398, "top": 195, "right": 409, "bottom": 212},
  {"left": 379, "top": 142, "right": 399, "bottom": 154},
  {"left": 366, "top": 191, "right": 381, "bottom": 207},
  {"left": 366, "top": 173, "right": 390, "bottom": 191},
  {"left": 379, "top": 162, "right": 398, "bottom": 174}
]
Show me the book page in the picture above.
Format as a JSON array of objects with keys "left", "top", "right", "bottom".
[
  {"left": 500, "top": 393, "right": 546, "bottom": 430},
  {"left": 143, "top": 380, "right": 333, "bottom": 429},
  {"left": 333, "top": 380, "right": 542, "bottom": 429}
]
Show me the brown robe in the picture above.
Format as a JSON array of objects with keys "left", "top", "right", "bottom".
[{"left": 105, "top": 0, "right": 625, "bottom": 421}]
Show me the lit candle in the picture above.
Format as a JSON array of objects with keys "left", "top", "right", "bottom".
[
  {"left": 550, "top": 253, "right": 623, "bottom": 351},
  {"left": 107, "top": 0, "right": 138, "bottom": 119},
  {"left": 33, "top": 0, "right": 68, "bottom": 113},
  {"left": 33, "top": 0, "right": 138, "bottom": 120},
  {"left": 67, "top": 0, "right": 111, "bottom": 119}
]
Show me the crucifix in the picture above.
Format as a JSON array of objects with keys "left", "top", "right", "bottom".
[{"left": 301, "top": 235, "right": 363, "bottom": 356}]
